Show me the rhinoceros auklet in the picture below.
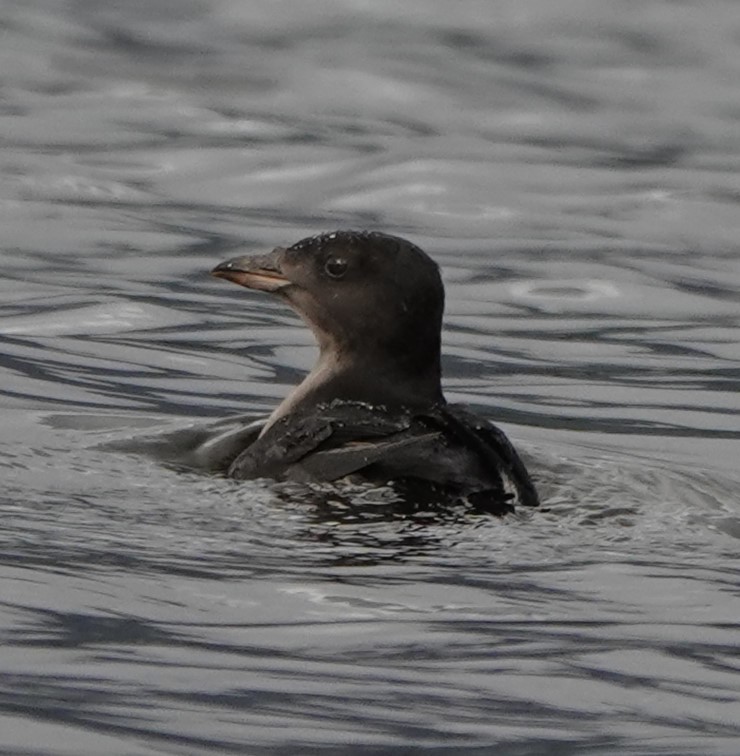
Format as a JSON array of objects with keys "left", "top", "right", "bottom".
[{"left": 211, "top": 230, "right": 538, "bottom": 513}]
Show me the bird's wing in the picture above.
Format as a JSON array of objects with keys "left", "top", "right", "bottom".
[
  {"left": 436, "top": 404, "right": 540, "bottom": 507},
  {"left": 289, "top": 431, "right": 443, "bottom": 482},
  {"left": 228, "top": 402, "right": 435, "bottom": 482}
]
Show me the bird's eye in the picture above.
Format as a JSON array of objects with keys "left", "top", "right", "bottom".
[{"left": 324, "top": 256, "right": 348, "bottom": 279}]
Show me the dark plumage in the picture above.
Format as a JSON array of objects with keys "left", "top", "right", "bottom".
[{"left": 211, "top": 230, "right": 538, "bottom": 514}]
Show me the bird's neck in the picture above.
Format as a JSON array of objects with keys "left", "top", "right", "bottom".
[{"left": 262, "top": 344, "right": 444, "bottom": 433}]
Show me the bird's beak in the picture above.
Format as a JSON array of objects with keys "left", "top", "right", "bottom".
[{"left": 211, "top": 248, "right": 290, "bottom": 292}]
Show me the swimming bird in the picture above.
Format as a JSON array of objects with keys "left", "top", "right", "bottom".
[{"left": 211, "top": 230, "right": 538, "bottom": 514}]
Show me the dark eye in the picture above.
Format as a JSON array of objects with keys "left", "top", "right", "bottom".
[{"left": 324, "top": 256, "right": 348, "bottom": 279}]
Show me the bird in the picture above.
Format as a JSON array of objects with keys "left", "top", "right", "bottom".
[{"left": 209, "top": 230, "right": 539, "bottom": 514}]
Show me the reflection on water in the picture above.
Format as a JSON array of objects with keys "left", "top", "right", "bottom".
[{"left": 1, "top": 0, "right": 740, "bottom": 754}]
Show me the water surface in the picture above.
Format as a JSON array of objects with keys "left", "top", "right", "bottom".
[{"left": 1, "top": 1, "right": 739, "bottom": 754}]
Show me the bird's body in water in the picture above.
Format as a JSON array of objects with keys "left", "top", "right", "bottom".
[{"left": 209, "top": 230, "right": 539, "bottom": 514}]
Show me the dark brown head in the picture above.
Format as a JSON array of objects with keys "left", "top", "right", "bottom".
[{"left": 212, "top": 230, "right": 445, "bottom": 409}]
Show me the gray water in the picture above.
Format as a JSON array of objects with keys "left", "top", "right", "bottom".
[{"left": 1, "top": 1, "right": 739, "bottom": 754}]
